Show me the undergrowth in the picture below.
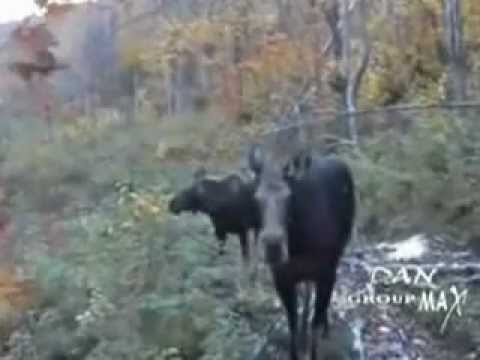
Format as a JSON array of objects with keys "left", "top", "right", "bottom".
[{"left": 0, "top": 108, "right": 478, "bottom": 359}]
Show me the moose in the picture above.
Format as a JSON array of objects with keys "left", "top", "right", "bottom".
[
  {"left": 168, "top": 168, "right": 261, "bottom": 277},
  {"left": 249, "top": 144, "right": 356, "bottom": 360}
]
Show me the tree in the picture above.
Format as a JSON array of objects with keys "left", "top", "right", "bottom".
[
  {"left": 79, "top": 6, "right": 118, "bottom": 117},
  {"left": 323, "top": 0, "right": 370, "bottom": 143},
  {"left": 8, "top": 20, "right": 68, "bottom": 140},
  {"left": 442, "top": 0, "right": 467, "bottom": 100}
]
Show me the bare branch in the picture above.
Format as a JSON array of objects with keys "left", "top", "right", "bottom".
[{"left": 322, "top": 0, "right": 342, "bottom": 61}]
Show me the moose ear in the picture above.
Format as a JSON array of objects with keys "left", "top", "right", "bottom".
[
  {"left": 283, "top": 149, "right": 313, "bottom": 179},
  {"left": 248, "top": 143, "right": 265, "bottom": 176},
  {"left": 193, "top": 166, "right": 207, "bottom": 181},
  {"left": 295, "top": 149, "right": 312, "bottom": 171}
]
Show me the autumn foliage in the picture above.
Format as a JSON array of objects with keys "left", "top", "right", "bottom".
[
  {"left": 0, "top": 270, "right": 35, "bottom": 343},
  {"left": 0, "top": 0, "right": 479, "bottom": 358}
]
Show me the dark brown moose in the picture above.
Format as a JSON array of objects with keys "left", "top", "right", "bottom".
[
  {"left": 249, "top": 144, "right": 356, "bottom": 360},
  {"left": 168, "top": 168, "right": 261, "bottom": 277}
]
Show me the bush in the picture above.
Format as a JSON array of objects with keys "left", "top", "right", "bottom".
[
  {"left": 0, "top": 111, "right": 261, "bottom": 359},
  {"left": 347, "top": 112, "right": 480, "bottom": 244}
]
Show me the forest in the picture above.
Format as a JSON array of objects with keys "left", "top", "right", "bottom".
[{"left": 0, "top": 0, "right": 479, "bottom": 359}]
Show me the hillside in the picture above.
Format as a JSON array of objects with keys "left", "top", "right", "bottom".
[{"left": 0, "top": 0, "right": 479, "bottom": 359}]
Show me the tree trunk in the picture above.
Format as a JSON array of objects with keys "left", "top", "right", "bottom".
[
  {"left": 323, "top": 0, "right": 343, "bottom": 62},
  {"left": 442, "top": 0, "right": 467, "bottom": 101},
  {"left": 166, "top": 59, "right": 176, "bottom": 117},
  {"left": 341, "top": 0, "right": 353, "bottom": 138},
  {"left": 322, "top": 0, "right": 344, "bottom": 133},
  {"left": 276, "top": 0, "right": 293, "bottom": 35},
  {"left": 344, "top": 0, "right": 370, "bottom": 144},
  {"left": 323, "top": 0, "right": 370, "bottom": 143}
]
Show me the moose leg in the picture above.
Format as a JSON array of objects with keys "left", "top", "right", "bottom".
[
  {"left": 248, "top": 229, "right": 260, "bottom": 284},
  {"left": 239, "top": 231, "right": 250, "bottom": 282},
  {"left": 218, "top": 240, "right": 226, "bottom": 255},
  {"left": 277, "top": 259, "right": 321, "bottom": 360},
  {"left": 299, "top": 282, "right": 313, "bottom": 357},
  {"left": 214, "top": 229, "right": 227, "bottom": 256},
  {"left": 239, "top": 231, "right": 250, "bottom": 265},
  {"left": 237, "top": 232, "right": 251, "bottom": 295},
  {"left": 273, "top": 269, "right": 299, "bottom": 360},
  {"left": 311, "top": 270, "right": 336, "bottom": 360}
]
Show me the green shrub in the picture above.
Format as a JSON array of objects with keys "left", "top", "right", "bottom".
[{"left": 347, "top": 113, "right": 480, "bottom": 244}]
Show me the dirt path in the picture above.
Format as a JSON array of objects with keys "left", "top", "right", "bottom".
[{"left": 246, "top": 235, "right": 480, "bottom": 360}]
